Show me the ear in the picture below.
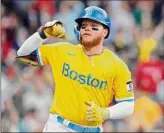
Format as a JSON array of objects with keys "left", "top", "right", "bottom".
[{"left": 103, "top": 28, "right": 108, "bottom": 38}]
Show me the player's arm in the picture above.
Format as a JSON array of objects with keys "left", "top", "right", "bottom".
[
  {"left": 85, "top": 60, "right": 134, "bottom": 122},
  {"left": 108, "top": 59, "right": 134, "bottom": 119},
  {"left": 16, "top": 20, "right": 67, "bottom": 66}
]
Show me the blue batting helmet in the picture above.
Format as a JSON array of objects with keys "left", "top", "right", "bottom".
[{"left": 74, "top": 6, "right": 111, "bottom": 40}]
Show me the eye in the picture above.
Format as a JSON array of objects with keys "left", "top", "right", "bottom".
[
  {"left": 81, "top": 23, "right": 87, "bottom": 29},
  {"left": 92, "top": 27, "right": 99, "bottom": 31},
  {"left": 92, "top": 24, "right": 99, "bottom": 31}
]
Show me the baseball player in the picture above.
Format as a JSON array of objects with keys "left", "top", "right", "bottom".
[{"left": 16, "top": 6, "right": 134, "bottom": 132}]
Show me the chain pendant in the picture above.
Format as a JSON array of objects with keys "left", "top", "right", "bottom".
[{"left": 88, "top": 56, "right": 94, "bottom": 66}]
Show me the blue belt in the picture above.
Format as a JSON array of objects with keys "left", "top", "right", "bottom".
[{"left": 56, "top": 116, "right": 101, "bottom": 132}]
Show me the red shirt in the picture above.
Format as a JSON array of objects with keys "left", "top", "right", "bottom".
[{"left": 135, "top": 59, "right": 164, "bottom": 93}]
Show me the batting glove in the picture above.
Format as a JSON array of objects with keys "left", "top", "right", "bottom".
[
  {"left": 38, "top": 20, "right": 67, "bottom": 40},
  {"left": 85, "top": 101, "right": 109, "bottom": 123}
]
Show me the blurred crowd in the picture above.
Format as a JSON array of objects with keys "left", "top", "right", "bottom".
[{"left": 1, "top": 0, "right": 164, "bottom": 132}]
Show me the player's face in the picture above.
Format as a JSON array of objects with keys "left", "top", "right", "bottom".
[{"left": 80, "top": 19, "right": 108, "bottom": 48}]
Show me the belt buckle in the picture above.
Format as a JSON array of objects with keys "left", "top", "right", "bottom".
[
  {"left": 57, "top": 116, "right": 70, "bottom": 126},
  {"left": 63, "top": 119, "right": 70, "bottom": 126}
]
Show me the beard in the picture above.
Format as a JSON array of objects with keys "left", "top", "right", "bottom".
[{"left": 80, "top": 35, "right": 103, "bottom": 49}]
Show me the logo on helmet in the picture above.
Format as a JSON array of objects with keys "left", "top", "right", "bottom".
[{"left": 85, "top": 9, "right": 93, "bottom": 16}]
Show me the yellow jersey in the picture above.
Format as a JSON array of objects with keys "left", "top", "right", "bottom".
[
  {"left": 37, "top": 42, "right": 134, "bottom": 126},
  {"left": 138, "top": 37, "right": 157, "bottom": 63},
  {"left": 129, "top": 96, "right": 162, "bottom": 131}
]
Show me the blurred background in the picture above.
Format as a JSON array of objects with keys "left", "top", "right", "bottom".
[{"left": 1, "top": 0, "right": 164, "bottom": 132}]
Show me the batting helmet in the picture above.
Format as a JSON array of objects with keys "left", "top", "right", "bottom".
[{"left": 74, "top": 6, "right": 111, "bottom": 40}]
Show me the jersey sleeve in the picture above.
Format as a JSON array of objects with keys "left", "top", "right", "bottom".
[
  {"left": 37, "top": 44, "right": 59, "bottom": 66},
  {"left": 113, "top": 59, "right": 134, "bottom": 102}
]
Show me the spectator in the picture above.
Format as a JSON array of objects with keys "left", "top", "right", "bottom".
[{"left": 53, "top": 1, "right": 84, "bottom": 41}]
